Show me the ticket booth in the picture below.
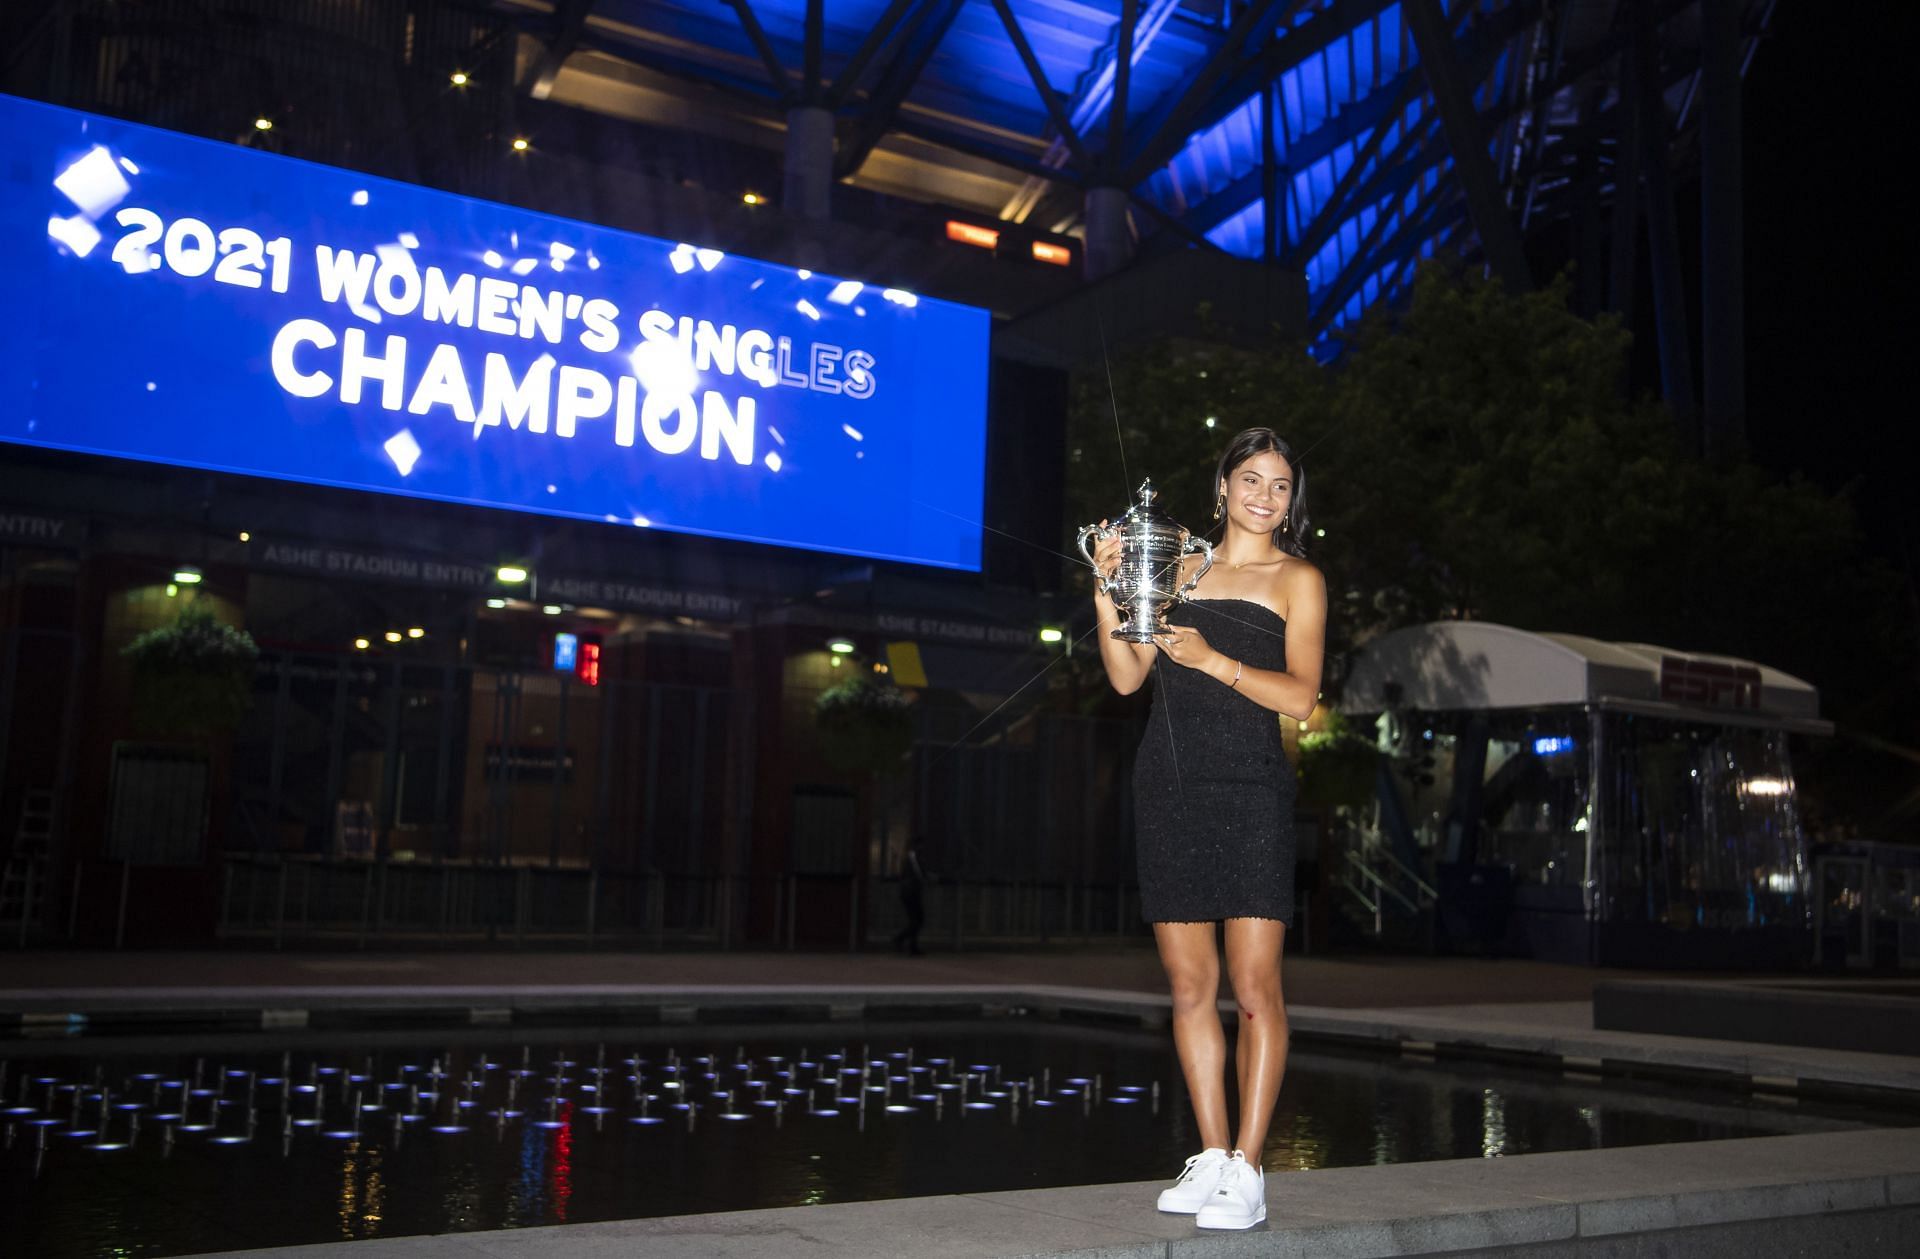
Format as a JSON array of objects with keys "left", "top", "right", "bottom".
[{"left": 1341, "top": 622, "right": 1832, "bottom": 967}]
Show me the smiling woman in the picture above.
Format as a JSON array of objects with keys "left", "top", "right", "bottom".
[{"left": 1089, "top": 425, "right": 1327, "bottom": 1230}]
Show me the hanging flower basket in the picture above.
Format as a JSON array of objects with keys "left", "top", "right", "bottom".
[
  {"left": 813, "top": 676, "right": 916, "bottom": 776},
  {"left": 121, "top": 606, "right": 259, "bottom": 738}
]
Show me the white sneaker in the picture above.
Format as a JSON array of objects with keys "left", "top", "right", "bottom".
[
  {"left": 1194, "top": 1151, "right": 1266, "bottom": 1229},
  {"left": 1155, "top": 1146, "right": 1230, "bottom": 1214}
]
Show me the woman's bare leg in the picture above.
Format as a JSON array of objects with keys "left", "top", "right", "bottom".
[
  {"left": 1153, "top": 920, "right": 1230, "bottom": 1151},
  {"left": 1223, "top": 917, "right": 1289, "bottom": 1165}
]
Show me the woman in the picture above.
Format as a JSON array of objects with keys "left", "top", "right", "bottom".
[{"left": 1090, "top": 427, "right": 1325, "bottom": 1231}]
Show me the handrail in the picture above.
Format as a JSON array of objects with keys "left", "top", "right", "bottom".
[
  {"left": 1342, "top": 850, "right": 1423, "bottom": 914},
  {"left": 1337, "top": 871, "right": 1380, "bottom": 917},
  {"left": 1375, "top": 844, "right": 1440, "bottom": 902}
]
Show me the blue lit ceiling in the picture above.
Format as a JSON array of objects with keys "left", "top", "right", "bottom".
[{"left": 493, "top": 0, "right": 1770, "bottom": 345}]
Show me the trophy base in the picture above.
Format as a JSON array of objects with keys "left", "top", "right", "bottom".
[{"left": 1109, "top": 627, "right": 1160, "bottom": 644}]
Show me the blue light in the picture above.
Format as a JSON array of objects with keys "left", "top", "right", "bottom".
[
  {"left": 552, "top": 633, "right": 578, "bottom": 672},
  {"left": 2, "top": 94, "right": 990, "bottom": 571},
  {"left": 1533, "top": 736, "right": 1575, "bottom": 756}
]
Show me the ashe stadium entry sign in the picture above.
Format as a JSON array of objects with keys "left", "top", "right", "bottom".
[{"left": 0, "top": 94, "right": 990, "bottom": 571}]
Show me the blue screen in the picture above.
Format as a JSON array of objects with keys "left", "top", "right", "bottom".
[{"left": 0, "top": 94, "right": 990, "bottom": 570}]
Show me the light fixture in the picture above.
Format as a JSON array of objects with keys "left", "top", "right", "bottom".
[
  {"left": 238, "top": 531, "right": 250, "bottom": 542},
  {"left": 406, "top": 627, "right": 425, "bottom": 639},
  {"left": 485, "top": 598, "right": 507, "bottom": 609},
  {"left": 384, "top": 631, "right": 403, "bottom": 643},
  {"left": 172, "top": 567, "right": 203, "bottom": 584},
  {"left": 742, "top": 192, "right": 763, "bottom": 205},
  {"left": 354, "top": 637, "right": 371, "bottom": 650},
  {"left": 1205, "top": 416, "right": 1217, "bottom": 429},
  {"left": 253, "top": 117, "right": 273, "bottom": 132},
  {"left": 872, "top": 662, "right": 889, "bottom": 674},
  {"left": 449, "top": 71, "right": 469, "bottom": 86},
  {"left": 1031, "top": 240, "right": 1071, "bottom": 266},
  {"left": 542, "top": 604, "right": 562, "bottom": 616},
  {"left": 827, "top": 639, "right": 856, "bottom": 654},
  {"left": 945, "top": 221, "right": 999, "bottom": 250},
  {"left": 165, "top": 583, "right": 178, "bottom": 598},
  {"left": 830, "top": 656, "right": 843, "bottom": 668},
  {"left": 496, "top": 565, "right": 528, "bottom": 583},
  {"left": 511, "top": 137, "right": 530, "bottom": 152},
  {"left": 1039, "top": 627, "right": 1064, "bottom": 644}
]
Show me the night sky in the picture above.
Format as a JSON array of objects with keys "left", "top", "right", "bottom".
[{"left": 1739, "top": 4, "right": 1912, "bottom": 565}]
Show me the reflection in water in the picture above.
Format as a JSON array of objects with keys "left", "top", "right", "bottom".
[
  {"left": 1481, "top": 1088, "right": 1510, "bottom": 1159},
  {"left": 1265, "top": 1109, "right": 1327, "bottom": 1172},
  {"left": 3, "top": 1023, "right": 1906, "bottom": 1259},
  {"left": 337, "top": 1143, "right": 385, "bottom": 1239}
]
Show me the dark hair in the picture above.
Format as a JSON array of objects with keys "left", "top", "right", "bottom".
[{"left": 1214, "top": 427, "right": 1309, "bottom": 558}]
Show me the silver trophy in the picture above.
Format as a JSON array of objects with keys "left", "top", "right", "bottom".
[{"left": 1077, "top": 479, "right": 1214, "bottom": 643}]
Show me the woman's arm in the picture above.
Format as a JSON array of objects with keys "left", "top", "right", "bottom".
[{"left": 1091, "top": 528, "right": 1157, "bottom": 695}]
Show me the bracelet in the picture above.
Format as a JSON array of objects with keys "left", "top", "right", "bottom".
[{"left": 1229, "top": 659, "right": 1243, "bottom": 689}]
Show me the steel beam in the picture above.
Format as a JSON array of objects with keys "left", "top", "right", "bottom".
[
  {"left": 824, "top": 0, "right": 918, "bottom": 106},
  {"left": 889, "top": 118, "right": 1079, "bottom": 188},
  {"left": 1106, "top": 0, "right": 1138, "bottom": 171},
  {"left": 1699, "top": 0, "right": 1744, "bottom": 462},
  {"left": 1309, "top": 175, "right": 1459, "bottom": 338},
  {"left": 1281, "top": 70, "right": 1428, "bottom": 268},
  {"left": 989, "top": 0, "right": 1093, "bottom": 172},
  {"left": 1261, "top": 82, "right": 1279, "bottom": 260},
  {"left": 803, "top": 0, "right": 823, "bottom": 101},
  {"left": 725, "top": 0, "right": 796, "bottom": 103},
  {"left": 1631, "top": 0, "right": 1697, "bottom": 431},
  {"left": 834, "top": 0, "right": 967, "bottom": 181},
  {"left": 1116, "top": 0, "right": 1305, "bottom": 188},
  {"left": 1402, "top": 0, "right": 1529, "bottom": 292},
  {"left": 526, "top": 0, "right": 598, "bottom": 102},
  {"left": 1607, "top": 45, "right": 1640, "bottom": 318}
]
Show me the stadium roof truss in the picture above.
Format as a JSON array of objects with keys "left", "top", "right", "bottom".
[{"left": 490, "top": 0, "right": 1772, "bottom": 345}]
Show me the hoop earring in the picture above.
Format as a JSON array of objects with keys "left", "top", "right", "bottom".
[{"left": 1212, "top": 493, "right": 1225, "bottom": 521}]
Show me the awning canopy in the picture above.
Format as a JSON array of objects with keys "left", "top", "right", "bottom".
[{"left": 1341, "top": 621, "right": 1831, "bottom": 735}]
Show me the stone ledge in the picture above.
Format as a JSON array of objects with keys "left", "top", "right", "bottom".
[{"left": 191, "top": 1127, "right": 1920, "bottom": 1259}]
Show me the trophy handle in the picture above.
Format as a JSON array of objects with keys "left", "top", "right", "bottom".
[
  {"left": 1076, "top": 523, "right": 1114, "bottom": 593},
  {"left": 1177, "top": 537, "right": 1213, "bottom": 598}
]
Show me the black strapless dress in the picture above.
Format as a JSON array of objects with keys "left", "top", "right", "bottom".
[{"left": 1132, "top": 598, "right": 1297, "bottom": 924}]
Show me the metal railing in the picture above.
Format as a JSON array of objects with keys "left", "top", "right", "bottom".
[
  {"left": 1339, "top": 845, "right": 1439, "bottom": 943},
  {"left": 214, "top": 853, "right": 1155, "bottom": 950}
]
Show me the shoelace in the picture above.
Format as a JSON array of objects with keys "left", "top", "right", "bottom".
[
  {"left": 1177, "top": 1151, "right": 1222, "bottom": 1183},
  {"left": 1213, "top": 1160, "right": 1255, "bottom": 1197}
]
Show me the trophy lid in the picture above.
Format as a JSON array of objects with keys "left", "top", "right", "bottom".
[{"left": 1118, "top": 478, "right": 1187, "bottom": 539}]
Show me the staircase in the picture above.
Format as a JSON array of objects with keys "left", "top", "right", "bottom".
[{"left": 1, "top": 788, "right": 54, "bottom": 942}]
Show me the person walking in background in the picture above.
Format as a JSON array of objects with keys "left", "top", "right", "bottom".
[{"left": 892, "top": 840, "right": 927, "bottom": 955}]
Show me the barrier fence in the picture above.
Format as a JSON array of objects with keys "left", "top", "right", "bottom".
[{"left": 210, "top": 853, "right": 1153, "bottom": 950}]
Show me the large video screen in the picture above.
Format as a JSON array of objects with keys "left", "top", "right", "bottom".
[{"left": 0, "top": 94, "right": 990, "bottom": 570}]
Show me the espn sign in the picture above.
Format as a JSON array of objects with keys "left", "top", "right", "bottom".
[{"left": 1659, "top": 656, "right": 1762, "bottom": 710}]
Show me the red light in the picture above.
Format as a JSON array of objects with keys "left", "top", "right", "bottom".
[
  {"left": 945, "top": 221, "right": 1000, "bottom": 249},
  {"left": 576, "top": 641, "right": 601, "bottom": 687},
  {"left": 1032, "top": 240, "right": 1071, "bottom": 266}
]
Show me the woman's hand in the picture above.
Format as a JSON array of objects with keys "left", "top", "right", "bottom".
[
  {"left": 1091, "top": 522, "right": 1122, "bottom": 589},
  {"left": 1151, "top": 623, "right": 1223, "bottom": 672}
]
